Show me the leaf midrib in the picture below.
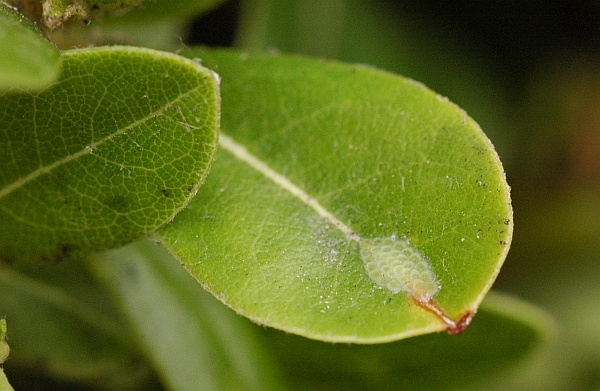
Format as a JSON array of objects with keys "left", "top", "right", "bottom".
[
  {"left": 0, "top": 86, "right": 200, "bottom": 201},
  {"left": 218, "top": 133, "right": 362, "bottom": 243}
]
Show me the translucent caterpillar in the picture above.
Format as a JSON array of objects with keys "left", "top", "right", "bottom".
[{"left": 359, "top": 237, "right": 440, "bottom": 302}]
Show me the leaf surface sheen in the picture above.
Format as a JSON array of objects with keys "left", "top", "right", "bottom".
[
  {"left": 0, "top": 46, "right": 220, "bottom": 261},
  {"left": 158, "top": 49, "right": 513, "bottom": 342}
]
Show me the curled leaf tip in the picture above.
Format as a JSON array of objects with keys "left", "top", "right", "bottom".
[{"left": 414, "top": 298, "right": 476, "bottom": 335}]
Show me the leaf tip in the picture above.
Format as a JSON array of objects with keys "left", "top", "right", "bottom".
[{"left": 413, "top": 298, "right": 476, "bottom": 335}]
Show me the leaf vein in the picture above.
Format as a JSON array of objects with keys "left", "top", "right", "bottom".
[
  {"left": 0, "top": 86, "right": 201, "bottom": 200},
  {"left": 219, "top": 133, "right": 361, "bottom": 242}
]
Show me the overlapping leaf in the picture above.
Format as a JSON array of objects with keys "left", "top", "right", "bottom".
[{"left": 0, "top": 46, "right": 220, "bottom": 261}]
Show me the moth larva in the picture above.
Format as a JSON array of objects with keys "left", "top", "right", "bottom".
[{"left": 360, "top": 236, "right": 440, "bottom": 302}]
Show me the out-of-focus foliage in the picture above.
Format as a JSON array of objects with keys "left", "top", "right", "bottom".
[{"left": 0, "top": 2, "right": 61, "bottom": 91}]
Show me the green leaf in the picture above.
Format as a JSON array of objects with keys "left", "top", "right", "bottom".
[
  {"left": 0, "top": 368, "right": 13, "bottom": 391},
  {"left": 260, "top": 292, "right": 553, "bottom": 391},
  {"left": 156, "top": 49, "right": 512, "bottom": 342},
  {"left": 0, "top": 319, "right": 8, "bottom": 364},
  {"left": 90, "top": 239, "right": 285, "bottom": 391},
  {"left": 0, "top": 46, "right": 220, "bottom": 262},
  {"left": 0, "top": 3, "right": 61, "bottom": 91},
  {"left": 0, "top": 319, "right": 11, "bottom": 391},
  {"left": 0, "top": 260, "right": 155, "bottom": 389}
]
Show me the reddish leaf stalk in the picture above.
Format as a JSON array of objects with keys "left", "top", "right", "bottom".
[{"left": 413, "top": 298, "right": 476, "bottom": 335}]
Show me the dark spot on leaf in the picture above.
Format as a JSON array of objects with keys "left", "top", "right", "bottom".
[
  {"left": 0, "top": 256, "right": 16, "bottom": 265},
  {"left": 59, "top": 244, "right": 76, "bottom": 260},
  {"left": 161, "top": 189, "right": 172, "bottom": 197},
  {"left": 53, "top": 244, "right": 77, "bottom": 262},
  {"left": 38, "top": 244, "right": 79, "bottom": 263},
  {"left": 104, "top": 195, "right": 131, "bottom": 212}
]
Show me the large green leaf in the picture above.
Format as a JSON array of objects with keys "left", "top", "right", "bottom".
[
  {"left": 90, "top": 239, "right": 284, "bottom": 391},
  {"left": 0, "top": 46, "right": 219, "bottom": 262},
  {"left": 0, "top": 3, "right": 61, "bottom": 91},
  {"left": 156, "top": 49, "right": 512, "bottom": 342}
]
